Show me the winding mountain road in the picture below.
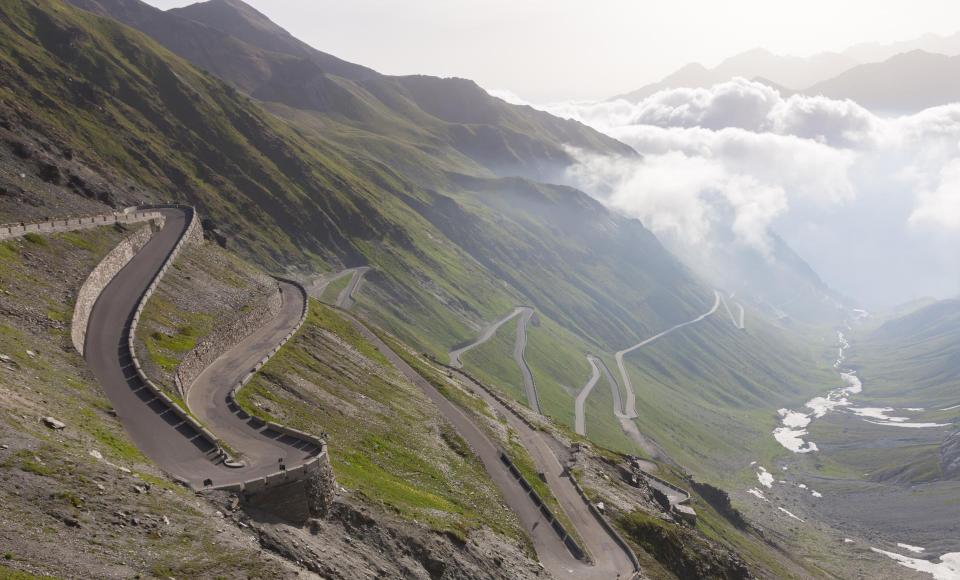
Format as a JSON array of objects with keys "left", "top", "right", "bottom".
[
  {"left": 449, "top": 306, "right": 541, "bottom": 414},
  {"left": 455, "top": 369, "right": 637, "bottom": 579},
  {"left": 448, "top": 307, "right": 525, "bottom": 368},
  {"left": 616, "top": 290, "right": 721, "bottom": 421},
  {"left": 185, "top": 280, "right": 316, "bottom": 468},
  {"left": 336, "top": 266, "right": 369, "bottom": 309},
  {"left": 83, "top": 208, "right": 319, "bottom": 489},
  {"left": 339, "top": 312, "right": 601, "bottom": 578},
  {"left": 307, "top": 266, "right": 368, "bottom": 309},
  {"left": 574, "top": 356, "right": 602, "bottom": 436}
]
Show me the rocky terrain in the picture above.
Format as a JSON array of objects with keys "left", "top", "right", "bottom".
[{"left": 0, "top": 226, "right": 301, "bottom": 578}]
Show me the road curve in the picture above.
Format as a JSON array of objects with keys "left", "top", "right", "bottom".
[
  {"left": 574, "top": 356, "right": 602, "bottom": 436},
  {"left": 336, "top": 266, "right": 369, "bottom": 309},
  {"left": 306, "top": 268, "right": 355, "bottom": 299},
  {"left": 448, "top": 307, "right": 525, "bottom": 368},
  {"left": 84, "top": 208, "right": 319, "bottom": 488},
  {"left": 512, "top": 307, "right": 541, "bottom": 415},
  {"left": 339, "top": 312, "right": 590, "bottom": 576},
  {"left": 185, "top": 280, "right": 315, "bottom": 469},
  {"left": 616, "top": 290, "right": 721, "bottom": 420}
]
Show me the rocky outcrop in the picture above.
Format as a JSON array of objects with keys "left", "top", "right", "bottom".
[
  {"left": 71, "top": 219, "right": 163, "bottom": 355},
  {"left": 689, "top": 480, "right": 748, "bottom": 529},
  {"left": 249, "top": 500, "right": 545, "bottom": 580},
  {"left": 942, "top": 429, "right": 960, "bottom": 480},
  {"left": 174, "top": 282, "right": 282, "bottom": 396},
  {"left": 618, "top": 509, "right": 753, "bottom": 580}
]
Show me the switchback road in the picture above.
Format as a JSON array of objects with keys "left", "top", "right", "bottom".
[{"left": 84, "top": 208, "right": 319, "bottom": 489}]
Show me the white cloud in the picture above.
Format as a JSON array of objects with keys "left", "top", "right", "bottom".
[
  {"left": 537, "top": 79, "right": 960, "bottom": 302},
  {"left": 910, "top": 157, "right": 960, "bottom": 229}
]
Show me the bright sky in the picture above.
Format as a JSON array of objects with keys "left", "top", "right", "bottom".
[{"left": 144, "top": 0, "right": 960, "bottom": 101}]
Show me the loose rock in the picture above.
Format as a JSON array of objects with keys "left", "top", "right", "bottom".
[{"left": 42, "top": 416, "right": 66, "bottom": 430}]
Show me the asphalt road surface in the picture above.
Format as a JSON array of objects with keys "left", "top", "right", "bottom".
[
  {"left": 84, "top": 208, "right": 318, "bottom": 489},
  {"left": 185, "top": 280, "right": 316, "bottom": 471},
  {"left": 616, "top": 290, "right": 721, "bottom": 420},
  {"left": 336, "top": 266, "right": 369, "bottom": 309},
  {"left": 512, "top": 307, "right": 541, "bottom": 415}
]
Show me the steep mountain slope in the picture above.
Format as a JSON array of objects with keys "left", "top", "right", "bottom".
[
  {"left": 613, "top": 48, "right": 858, "bottom": 101},
  {"left": 7, "top": 0, "right": 848, "bottom": 509},
  {"left": 805, "top": 50, "right": 960, "bottom": 114},
  {"left": 0, "top": 0, "right": 714, "bottom": 409},
  {"left": 69, "top": 0, "right": 633, "bottom": 182}
]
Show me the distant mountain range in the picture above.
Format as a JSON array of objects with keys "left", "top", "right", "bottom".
[{"left": 613, "top": 31, "right": 960, "bottom": 114}]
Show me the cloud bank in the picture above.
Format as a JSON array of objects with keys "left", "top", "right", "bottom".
[{"left": 536, "top": 79, "right": 960, "bottom": 304}]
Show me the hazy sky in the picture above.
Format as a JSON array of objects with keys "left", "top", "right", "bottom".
[{"left": 144, "top": 0, "right": 960, "bottom": 102}]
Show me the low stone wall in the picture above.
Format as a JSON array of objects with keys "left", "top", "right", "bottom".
[
  {"left": 217, "top": 278, "right": 334, "bottom": 500},
  {"left": 174, "top": 282, "right": 283, "bottom": 397},
  {"left": 71, "top": 219, "right": 164, "bottom": 355},
  {"left": 225, "top": 277, "right": 310, "bottom": 407},
  {"left": 638, "top": 470, "right": 692, "bottom": 505},
  {"left": 498, "top": 451, "right": 587, "bottom": 562},
  {"left": 0, "top": 206, "right": 162, "bottom": 241},
  {"left": 125, "top": 205, "right": 232, "bottom": 462}
]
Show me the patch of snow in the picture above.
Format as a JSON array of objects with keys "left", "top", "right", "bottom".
[
  {"left": 779, "top": 409, "right": 811, "bottom": 428},
  {"left": 747, "top": 488, "right": 768, "bottom": 501},
  {"left": 871, "top": 548, "right": 960, "bottom": 580},
  {"left": 773, "top": 425, "right": 818, "bottom": 453},
  {"left": 906, "top": 408, "right": 925, "bottom": 412},
  {"left": 756, "top": 467, "right": 774, "bottom": 488},
  {"left": 88, "top": 449, "right": 103, "bottom": 460},
  {"left": 850, "top": 407, "right": 910, "bottom": 422},
  {"left": 811, "top": 490, "right": 822, "bottom": 498},
  {"left": 797, "top": 483, "right": 807, "bottom": 489},
  {"left": 778, "top": 507, "right": 804, "bottom": 522},
  {"left": 749, "top": 461, "right": 757, "bottom": 466},
  {"left": 941, "top": 404, "right": 960, "bottom": 411},
  {"left": 863, "top": 420, "right": 950, "bottom": 429},
  {"left": 898, "top": 543, "right": 926, "bottom": 554},
  {"left": 844, "top": 538, "right": 855, "bottom": 543}
]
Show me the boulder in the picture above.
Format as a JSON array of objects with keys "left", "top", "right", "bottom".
[{"left": 42, "top": 417, "right": 66, "bottom": 430}]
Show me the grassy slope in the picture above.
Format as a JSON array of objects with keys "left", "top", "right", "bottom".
[
  {"left": 623, "top": 314, "right": 838, "bottom": 479},
  {"left": 0, "top": 226, "right": 280, "bottom": 579},
  {"left": 234, "top": 302, "right": 524, "bottom": 543},
  {"left": 135, "top": 240, "right": 273, "bottom": 398},
  {"left": 0, "top": 6, "right": 859, "bottom": 565}
]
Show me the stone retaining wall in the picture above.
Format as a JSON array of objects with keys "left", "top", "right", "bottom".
[
  {"left": 498, "top": 451, "right": 588, "bottom": 562},
  {"left": 0, "top": 207, "right": 163, "bottom": 241},
  {"left": 71, "top": 219, "right": 164, "bottom": 355},
  {"left": 174, "top": 282, "right": 283, "bottom": 397}
]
